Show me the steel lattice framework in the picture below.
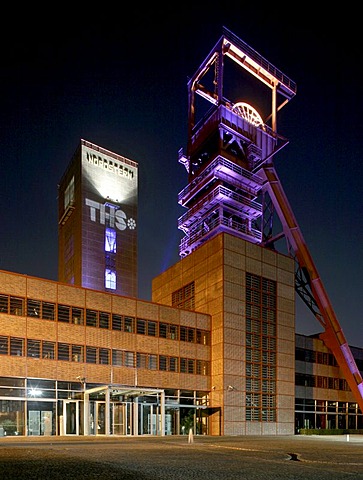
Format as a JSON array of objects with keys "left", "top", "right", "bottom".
[{"left": 178, "top": 27, "right": 363, "bottom": 413}]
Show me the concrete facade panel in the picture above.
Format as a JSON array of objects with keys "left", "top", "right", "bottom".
[
  {"left": 245, "top": 257, "right": 262, "bottom": 275},
  {"left": 278, "top": 282, "right": 295, "bottom": 301},
  {"left": 57, "top": 284, "right": 86, "bottom": 306},
  {"left": 245, "top": 242, "right": 262, "bottom": 261},
  {"left": 262, "top": 248, "right": 278, "bottom": 266},
  {"left": 136, "top": 302, "right": 159, "bottom": 321},
  {"left": 0, "top": 271, "right": 27, "bottom": 295},
  {"left": 224, "top": 281, "right": 244, "bottom": 301},
  {"left": 111, "top": 296, "right": 137, "bottom": 316},
  {"left": 224, "top": 265, "right": 243, "bottom": 285},
  {"left": 27, "top": 319, "right": 57, "bottom": 340},
  {"left": 85, "top": 290, "right": 112, "bottom": 311},
  {"left": 26, "top": 278, "right": 58, "bottom": 301},
  {"left": 223, "top": 296, "right": 244, "bottom": 316},
  {"left": 278, "top": 297, "right": 295, "bottom": 315},
  {"left": 261, "top": 263, "right": 277, "bottom": 280},
  {"left": 223, "top": 312, "right": 245, "bottom": 331},
  {"left": 224, "top": 250, "right": 245, "bottom": 270}
]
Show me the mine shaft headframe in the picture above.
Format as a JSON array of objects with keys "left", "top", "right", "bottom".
[{"left": 188, "top": 26, "right": 297, "bottom": 132}]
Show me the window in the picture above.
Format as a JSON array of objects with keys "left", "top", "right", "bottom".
[
  {"left": 27, "top": 299, "right": 40, "bottom": 317},
  {"left": 112, "top": 349, "right": 123, "bottom": 366},
  {"left": 180, "top": 326, "right": 187, "bottom": 342},
  {"left": 187, "top": 328, "right": 195, "bottom": 343},
  {"left": 169, "top": 325, "right": 178, "bottom": 340},
  {"left": 112, "top": 314, "right": 122, "bottom": 330},
  {"left": 58, "top": 305, "right": 70, "bottom": 323},
  {"left": 99, "top": 312, "right": 110, "bottom": 329},
  {"left": 43, "top": 341, "right": 55, "bottom": 359},
  {"left": 64, "top": 176, "right": 74, "bottom": 209},
  {"left": 86, "top": 309, "right": 98, "bottom": 327},
  {"left": 147, "top": 321, "right": 156, "bottom": 336},
  {"left": 169, "top": 357, "right": 178, "bottom": 372},
  {"left": 99, "top": 348, "right": 110, "bottom": 364},
  {"left": 10, "top": 337, "right": 24, "bottom": 356},
  {"left": 137, "top": 319, "right": 146, "bottom": 335},
  {"left": 196, "top": 330, "right": 209, "bottom": 345},
  {"left": 137, "top": 353, "right": 147, "bottom": 369},
  {"left": 245, "top": 272, "right": 277, "bottom": 422},
  {"left": 71, "top": 307, "right": 83, "bottom": 325},
  {"left": 0, "top": 295, "right": 8, "bottom": 313},
  {"left": 180, "top": 358, "right": 187, "bottom": 373},
  {"left": 196, "top": 360, "right": 208, "bottom": 375},
  {"left": 105, "top": 253, "right": 116, "bottom": 269},
  {"left": 86, "top": 347, "right": 97, "bottom": 364},
  {"left": 72, "top": 345, "right": 83, "bottom": 362},
  {"left": 105, "top": 227, "right": 116, "bottom": 253},
  {"left": 159, "top": 356, "right": 167, "bottom": 371},
  {"left": 57, "top": 343, "right": 70, "bottom": 361},
  {"left": 27, "top": 339, "right": 41, "bottom": 358},
  {"left": 172, "top": 282, "right": 195, "bottom": 310},
  {"left": 42, "top": 302, "right": 55, "bottom": 320},
  {"left": 187, "top": 359, "right": 195, "bottom": 374},
  {"left": 0, "top": 336, "right": 8, "bottom": 355},
  {"left": 159, "top": 323, "right": 167, "bottom": 338},
  {"left": 105, "top": 269, "right": 116, "bottom": 290},
  {"left": 10, "top": 297, "right": 24, "bottom": 316},
  {"left": 124, "top": 317, "right": 134, "bottom": 333},
  {"left": 148, "top": 355, "right": 157, "bottom": 370},
  {"left": 124, "top": 351, "right": 135, "bottom": 367}
]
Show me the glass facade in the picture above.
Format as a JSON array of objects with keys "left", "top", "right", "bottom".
[{"left": 0, "top": 377, "right": 209, "bottom": 437}]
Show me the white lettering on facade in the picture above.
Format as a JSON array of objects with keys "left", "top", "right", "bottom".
[
  {"left": 85, "top": 199, "right": 135, "bottom": 231},
  {"left": 85, "top": 152, "right": 135, "bottom": 180}
]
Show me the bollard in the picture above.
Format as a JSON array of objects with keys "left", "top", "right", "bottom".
[
  {"left": 188, "top": 428, "right": 194, "bottom": 444},
  {"left": 347, "top": 434, "right": 350, "bottom": 442}
]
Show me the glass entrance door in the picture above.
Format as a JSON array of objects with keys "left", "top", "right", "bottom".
[
  {"left": 27, "top": 402, "right": 55, "bottom": 436},
  {"left": 112, "top": 403, "right": 126, "bottom": 435},
  {"left": 95, "top": 401, "right": 106, "bottom": 435},
  {"left": 63, "top": 400, "right": 79, "bottom": 435}
]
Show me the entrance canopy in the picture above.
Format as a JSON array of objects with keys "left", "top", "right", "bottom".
[
  {"left": 85, "top": 385, "right": 164, "bottom": 399},
  {"left": 83, "top": 385, "right": 166, "bottom": 436}
]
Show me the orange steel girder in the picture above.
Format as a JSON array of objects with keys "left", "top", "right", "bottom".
[{"left": 263, "top": 163, "right": 363, "bottom": 414}]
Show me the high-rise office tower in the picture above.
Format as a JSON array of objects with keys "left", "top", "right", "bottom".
[{"left": 58, "top": 139, "right": 138, "bottom": 297}]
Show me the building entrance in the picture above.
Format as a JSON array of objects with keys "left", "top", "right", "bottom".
[
  {"left": 84, "top": 385, "right": 166, "bottom": 436},
  {"left": 63, "top": 400, "right": 82, "bottom": 435},
  {"left": 112, "top": 403, "right": 128, "bottom": 435},
  {"left": 90, "top": 401, "right": 106, "bottom": 435},
  {"left": 28, "top": 409, "right": 53, "bottom": 436}
]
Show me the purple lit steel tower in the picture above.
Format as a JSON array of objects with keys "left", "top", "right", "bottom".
[{"left": 177, "top": 27, "right": 363, "bottom": 412}]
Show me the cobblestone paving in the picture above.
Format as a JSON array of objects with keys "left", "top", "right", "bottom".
[{"left": 0, "top": 434, "right": 362, "bottom": 479}]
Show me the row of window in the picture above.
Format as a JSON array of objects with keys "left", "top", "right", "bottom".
[
  {"left": 295, "top": 373, "right": 350, "bottom": 391},
  {"left": 172, "top": 282, "right": 195, "bottom": 310},
  {"left": 245, "top": 393, "right": 276, "bottom": 422},
  {"left": 245, "top": 273, "right": 277, "bottom": 423},
  {"left": 0, "top": 294, "right": 210, "bottom": 345},
  {"left": 0, "top": 376, "right": 207, "bottom": 400},
  {"left": 295, "top": 347, "right": 338, "bottom": 366},
  {"left": 295, "top": 398, "right": 361, "bottom": 413},
  {"left": 297, "top": 347, "right": 363, "bottom": 372},
  {"left": 0, "top": 335, "right": 209, "bottom": 375}
]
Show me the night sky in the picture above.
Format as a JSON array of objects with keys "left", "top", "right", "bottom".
[{"left": 0, "top": 8, "right": 362, "bottom": 347}]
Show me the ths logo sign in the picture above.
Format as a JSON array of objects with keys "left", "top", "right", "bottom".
[{"left": 85, "top": 199, "right": 136, "bottom": 231}]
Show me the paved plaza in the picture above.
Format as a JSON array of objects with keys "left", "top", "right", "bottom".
[{"left": 0, "top": 434, "right": 362, "bottom": 479}]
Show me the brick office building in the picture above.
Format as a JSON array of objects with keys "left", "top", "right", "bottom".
[{"left": 0, "top": 29, "right": 362, "bottom": 437}]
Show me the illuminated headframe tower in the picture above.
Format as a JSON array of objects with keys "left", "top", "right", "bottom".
[
  {"left": 178, "top": 27, "right": 363, "bottom": 412},
  {"left": 58, "top": 139, "right": 138, "bottom": 297}
]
